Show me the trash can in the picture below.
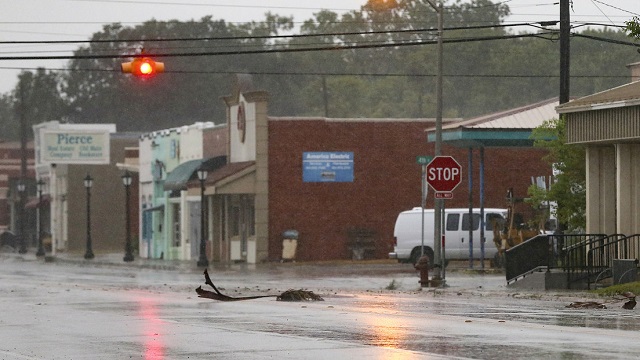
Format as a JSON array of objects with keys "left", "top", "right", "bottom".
[{"left": 281, "top": 230, "right": 299, "bottom": 262}]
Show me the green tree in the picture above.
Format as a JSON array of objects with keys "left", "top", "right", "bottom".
[
  {"left": 0, "top": 69, "right": 68, "bottom": 141},
  {"left": 2, "top": 1, "right": 638, "bottom": 129},
  {"left": 528, "top": 116, "right": 586, "bottom": 232},
  {"left": 0, "top": 94, "right": 16, "bottom": 140},
  {"left": 626, "top": 17, "right": 640, "bottom": 39}
]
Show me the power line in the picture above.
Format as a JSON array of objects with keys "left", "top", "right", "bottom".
[
  {"left": 572, "top": 32, "right": 640, "bottom": 46},
  {"left": 0, "top": 64, "right": 628, "bottom": 80},
  {"left": 0, "top": 32, "right": 558, "bottom": 61},
  {"left": 1, "top": 30, "right": 637, "bottom": 63},
  {"left": 0, "top": 22, "right": 547, "bottom": 46},
  {"left": 65, "top": 0, "right": 360, "bottom": 13},
  {"left": 591, "top": 0, "right": 640, "bottom": 17}
]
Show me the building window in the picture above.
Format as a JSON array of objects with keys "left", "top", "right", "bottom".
[{"left": 172, "top": 204, "right": 180, "bottom": 247}]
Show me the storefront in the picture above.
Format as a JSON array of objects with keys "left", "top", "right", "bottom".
[{"left": 33, "top": 121, "right": 137, "bottom": 255}]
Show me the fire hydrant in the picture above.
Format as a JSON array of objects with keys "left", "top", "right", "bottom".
[{"left": 414, "top": 255, "right": 430, "bottom": 287}]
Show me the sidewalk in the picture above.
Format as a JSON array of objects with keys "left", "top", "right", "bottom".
[
  {"left": 1, "top": 248, "right": 511, "bottom": 293},
  {"left": 1, "top": 249, "right": 196, "bottom": 271}
]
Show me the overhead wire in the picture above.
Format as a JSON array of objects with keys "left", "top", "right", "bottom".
[
  {"left": 590, "top": 0, "right": 616, "bottom": 26},
  {"left": 0, "top": 2, "right": 636, "bottom": 81},
  {"left": 0, "top": 22, "right": 548, "bottom": 46},
  {"left": 0, "top": 32, "right": 561, "bottom": 61},
  {"left": 590, "top": 0, "right": 640, "bottom": 17}
]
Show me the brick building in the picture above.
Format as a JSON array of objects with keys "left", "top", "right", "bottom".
[
  {"left": 267, "top": 118, "right": 550, "bottom": 261},
  {"left": 182, "top": 75, "right": 553, "bottom": 264},
  {"left": 0, "top": 140, "right": 35, "bottom": 245}
]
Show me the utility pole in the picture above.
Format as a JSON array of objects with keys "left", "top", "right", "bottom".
[
  {"left": 425, "top": 0, "right": 444, "bottom": 280},
  {"left": 559, "top": 0, "right": 570, "bottom": 104},
  {"left": 19, "top": 82, "right": 28, "bottom": 253},
  {"left": 322, "top": 76, "right": 329, "bottom": 117}
]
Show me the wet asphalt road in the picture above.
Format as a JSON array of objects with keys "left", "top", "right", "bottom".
[{"left": 1, "top": 253, "right": 640, "bottom": 359}]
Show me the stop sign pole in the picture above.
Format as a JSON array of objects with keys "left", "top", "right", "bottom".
[{"left": 426, "top": 156, "right": 462, "bottom": 284}]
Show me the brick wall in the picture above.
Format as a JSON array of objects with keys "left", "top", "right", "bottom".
[
  {"left": 0, "top": 141, "right": 35, "bottom": 233},
  {"left": 267, "top": 119, "right": 551, "bottom": 261},
  {"left": 203, "top": 125, "right": 228, "bottom": 158}
]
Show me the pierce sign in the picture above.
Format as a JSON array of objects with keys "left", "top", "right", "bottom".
[
  {"left": 426, "top": 155, "right": 462, "bottom": 198},
  {"left": 41, "top": 130, "right": 111, "bottom": 165}
]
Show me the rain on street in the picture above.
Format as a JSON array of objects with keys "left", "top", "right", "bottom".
[{"left": 2, "top": 255, "right": 640, "bottom": 359}]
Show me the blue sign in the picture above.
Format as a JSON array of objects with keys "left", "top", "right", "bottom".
[{"left": 303, "top": 152, "right": 354, "bottom": 182}]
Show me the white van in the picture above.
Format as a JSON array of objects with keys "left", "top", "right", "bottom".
[{"left": 389, "top": 207, "right": 507, "bottom": 265}]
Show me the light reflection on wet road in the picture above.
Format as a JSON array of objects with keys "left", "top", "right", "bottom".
[{"left": 2, "top": 256, "right": 640, "bottom": 359}]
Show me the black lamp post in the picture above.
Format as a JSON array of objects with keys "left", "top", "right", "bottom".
[
  {"left": 196, "top": 167, "right": 208, "bottom": 267},
  {"left": 35, "top": 179, "right": 46, "bottom": 257},
  {"left": 122, "top": 171, "right": 134, "bottom": 262},
  {"left": 17, "top": 181, "right": 27, "bottom": 254},
  {"left": 83, "top": 174, "right": 94, "bottom": 260}
]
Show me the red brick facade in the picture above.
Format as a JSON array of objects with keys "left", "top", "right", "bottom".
[
  {"left": 267, "top": 118, "right": 550, "bottom": 262},
  {"left": 0, "top": 140, "right": 35, "bottom": 233}
]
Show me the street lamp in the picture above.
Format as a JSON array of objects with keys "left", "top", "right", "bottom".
[
  {"left": 196, "top": 166, "right": 208, "bottom": 267},
  {"left": 83, "top": 174, "right": 94, "bottom": 260},
  {"left": 122, "top": 171, "right": 134, "bottom": 262},
  {"left": 35, "top": 179, "right": 45, "bottom": 257},
  {"left": 17, "top": 181, "right": 27, "bottom": 254}
]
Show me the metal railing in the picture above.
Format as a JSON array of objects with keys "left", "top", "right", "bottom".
[
  {"left": 587, "top": 234, "right": 640, "bottom": 289},
  {"left": 505, "top": 234, "right": 553, "bottom": 283},
  {"left": 505, "top": 233, "right": 610, "bottom": 286},
  {"left": 505, "top": 233, "right": 640, "bottom": 289},
  {"left": 560, "top": 234, "right": 621, "bottom": 289}
]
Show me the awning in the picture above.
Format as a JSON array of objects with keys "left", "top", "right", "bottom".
[
  {"left": 427, "top": 128, "right": 542, "bottom": 148},
  {"left": 163, "top": 156, "right": 227, "bottom": 192},
  {"left": 143, "top": 204, "right": 165, "bottom": 212},
  {"left": 25, "top": 194, "right": 51, "bottom": 209}
]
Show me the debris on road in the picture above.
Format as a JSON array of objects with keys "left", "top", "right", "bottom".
[
  {"left": 196, "top": 269, "right": 275, "bottom": 302},
  {"left": 276, "top": 289, "right": 324, "bottom": 302},
  {"left": 566, "top": 292, "right": 637, "bottom": 310},
  {"left": 618, "top": 291, "right": 637, "bottom": 310},
  {"left": 195, "top": 269, "right": 324, "bottom": 302},
  {"left": 566, "top": 301, "right": 606, "bottom": 309}
]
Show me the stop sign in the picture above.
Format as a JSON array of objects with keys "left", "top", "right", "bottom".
[{"left": 426, "top": 156, "right": 462, "bottom": 193}]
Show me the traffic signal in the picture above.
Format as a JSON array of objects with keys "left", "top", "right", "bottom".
[{"left": 121, "top": 57, "right": 164, "bottom": 77}]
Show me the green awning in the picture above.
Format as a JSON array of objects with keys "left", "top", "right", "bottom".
[
  {"left": 163, "top": 156, "right": 227, "bottom": 191},
  {"left": 163, "top": 159, "right": 205, "bottom": 191},
  {"left": 427, "top": 128, "right": 550, "bottom": 148}
]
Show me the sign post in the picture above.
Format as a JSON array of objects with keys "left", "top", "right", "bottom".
[
  {"left": 425, "top": 156, "right": 462, "bottom": 283},
  {"left": 416, "top": 156, "right": 432, "bottom": 257}
]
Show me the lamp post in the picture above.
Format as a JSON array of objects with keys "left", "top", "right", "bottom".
[
  {"left": 196, "top": 167, "right": 208, "bottom": 267},
  {"left": 17, "top": 181, "right": 27, "bottom": 254},
  {"left": 122, "top": 171, "right": 134, "bottom": 262},
  {"left": 35, "top": 179, "right": 45, "bottom": 257},
  {"left": 83, "top": 174, "right": 94, "bottom": 260}
]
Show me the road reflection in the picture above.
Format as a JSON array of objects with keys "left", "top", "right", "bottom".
[
  {"left": 136, "top": 295, "right": 165, "bottom": 360},
  {"left": 356, "top": 296, "right": 416, "bottom": 359}
]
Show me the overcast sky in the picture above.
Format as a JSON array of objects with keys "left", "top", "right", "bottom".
[{"left": 0, "top": 0, "right": 639, "bottom": 94}]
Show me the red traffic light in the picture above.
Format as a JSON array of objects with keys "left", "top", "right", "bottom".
[{"left": 121, "top": 57, "right": 165, "bottom": 77}]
